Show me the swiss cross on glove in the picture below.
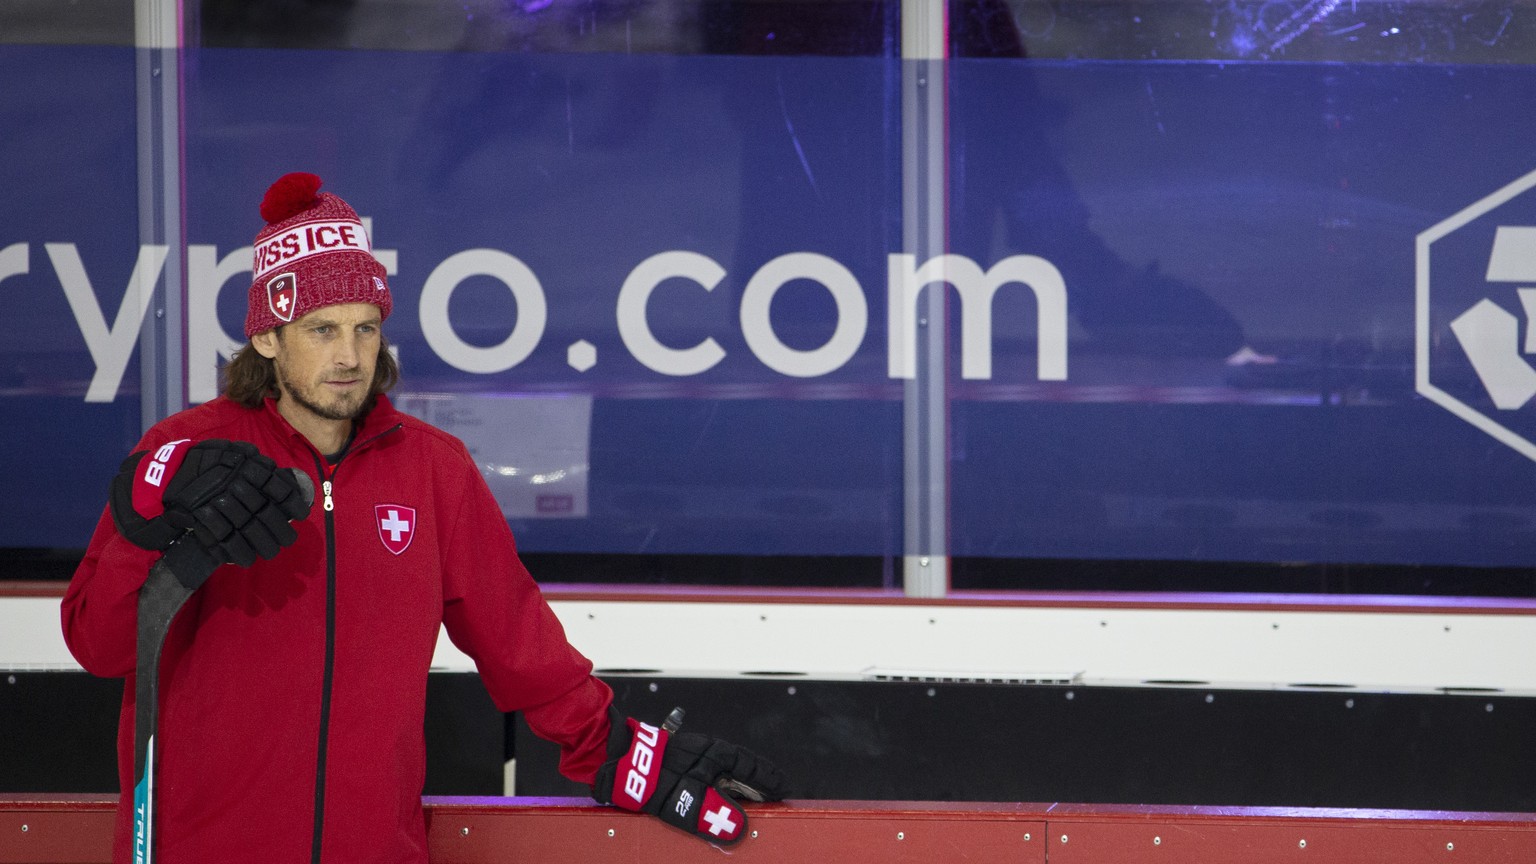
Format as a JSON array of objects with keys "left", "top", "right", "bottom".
[
  {"left": 593, "top": 707, "right": 788, "bottom": 846},
  {"left": 109, "top": 438, "right": 313, "bottom": 590}
]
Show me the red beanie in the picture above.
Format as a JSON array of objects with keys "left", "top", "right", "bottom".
[{"left": 245, "top": 172, "right": 392, "bottom": 337}]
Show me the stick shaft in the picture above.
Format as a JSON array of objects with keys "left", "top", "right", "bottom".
[
  {"left": 128, "top": 467, "right": 312, "bottom": 861},
  {"left": 133, "top": 558, "right": 195, "bottom": 864}
]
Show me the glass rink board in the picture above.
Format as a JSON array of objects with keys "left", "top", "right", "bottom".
[{"left": 4, "top": 43, "right": 1536, "bottom": 572}]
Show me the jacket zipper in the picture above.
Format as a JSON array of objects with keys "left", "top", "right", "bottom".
[
  {"left": 305, "top": 423, "right": 401, "bottom": 864},
  {"left": 308, "top": 451, "right": 338, "bottom": 864}
]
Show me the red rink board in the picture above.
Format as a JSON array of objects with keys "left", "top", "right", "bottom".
[
  {"left": 1037, "top": 803, "right": 1536, "bottom": 864},
  {"left": 4, "top": 795, "right": 1535, "bottom": 863},
  {"left": 422, "top": 798, "right": 1044, "bottom": 863}
]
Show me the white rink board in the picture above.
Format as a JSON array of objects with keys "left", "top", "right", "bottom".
[{"left": 9, "top": 594, "right": 1536, "bottom": 695}]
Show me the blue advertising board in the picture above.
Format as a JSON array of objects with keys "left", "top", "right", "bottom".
[{"left": 4, "top": 44, "right": 1536, "bottom": 570}]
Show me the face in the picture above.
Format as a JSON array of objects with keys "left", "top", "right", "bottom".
[{"left": 253, "top": 302, "right": 381, "bottom": 426}]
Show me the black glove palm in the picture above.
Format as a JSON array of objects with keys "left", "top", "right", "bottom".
[
  {"left": 593, "top": 707, "right": 788, "bottom": 846},
  {"left": 110, "top": 439, "right": 313, "bottom": 576}
]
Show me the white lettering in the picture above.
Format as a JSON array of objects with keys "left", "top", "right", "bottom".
[
  {"left": 37, "top": 236, "right": 1074, "bottom": 402},
  {"left": 0, "top": 242, "right": 28, "bottom": 285},
  {"left": 634, "top": 722, "right": 659, "bottom": 745},
  {"left": 134, "top": 796, "right": 145, "bottom": 863},
  {"left": 624, "top": 769, "right": 647, "bottom": 803},
  {"left": 47, "top": 242, "right": 168, "bottom": 403},
  {"left": 187, "top": 244, "right": 249, "bottom": 404},
  {"left": 421, "top": 249, "right": 546, "bottom": 374},
  {"left": 359, "top": 218, "right": 398, "bottom": 274},
  {"left": 135, "top": 733, "right": 154, "bottom": 864},
  {"left": 251, "top": 219, "right": 371, "bottom": 279},
  {"left": 740, "top": 252, "right": 868, "bottom": 377},
  {"left": 143, "top": 439, "right": 188, "bottom": 487},
  {"left": 618, "top": 251, "right": 727, "bottom": 376},
  {"left": 621, "top": 722, "right": 662, "bottom": 804},
  {"left": 888, "top": 253, "right": 1068, "bottom": 381}
]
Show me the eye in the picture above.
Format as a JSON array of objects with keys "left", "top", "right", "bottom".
[{"left": 311, "top": 325, "right": 333, "bottom": 336}]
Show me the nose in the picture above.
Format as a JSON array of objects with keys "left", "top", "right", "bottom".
[{"left": 334, "top": 331, "right": 360, "bottom": 369}]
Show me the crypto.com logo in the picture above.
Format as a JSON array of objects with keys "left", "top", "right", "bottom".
[{"left": 1417, "top": 167, "right": 1536, "bottom": 463}]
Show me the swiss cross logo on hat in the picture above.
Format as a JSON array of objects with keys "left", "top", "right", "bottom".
[
  {"left": 375, "top": 504, "right": 416, "bottom": 555},
  {"left": 268, "top": 273, "right": 298, "bottom": 323}
]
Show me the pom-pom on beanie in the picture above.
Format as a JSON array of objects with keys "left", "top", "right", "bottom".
[{"left": 244, "top": 172, "right": 392, "bottom": 337}]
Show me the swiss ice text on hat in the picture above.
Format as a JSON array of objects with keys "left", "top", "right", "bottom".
[{"left": 244, "top": 172, "right": 392, "bottom": 338}]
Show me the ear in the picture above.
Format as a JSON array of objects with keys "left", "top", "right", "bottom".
[{"left": 251, "top": 329, "right": 281, "bottom": 360}]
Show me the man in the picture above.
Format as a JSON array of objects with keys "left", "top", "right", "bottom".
[{"left": 62, "top": 173, "right": 784, "bottom": 863}]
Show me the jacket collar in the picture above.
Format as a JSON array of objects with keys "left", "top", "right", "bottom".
[{"left": 261, "top": 392, "right": 405, "bottom": 456}]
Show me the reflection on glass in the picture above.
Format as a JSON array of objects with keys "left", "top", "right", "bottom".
[
  {"left": 945, "top": 0, "right": 1536, "bottom": 592},
  {"left": 952, "top": 0, "right": 1536, "bottom": 64},
  {"left": 191, "top": 0, "right": 900, "bottom": 56},
  {"left": 0, "top": 1, "right": 134, "bottom": 46}
]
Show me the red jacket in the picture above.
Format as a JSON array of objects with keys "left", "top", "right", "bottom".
[{"left": 62, "top": 395, "right": 614, "bottom": 863}]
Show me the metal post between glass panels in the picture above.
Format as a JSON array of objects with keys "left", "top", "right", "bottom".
[
  {"left": 135, "top": 0, "right": 185, "bottom": 431},
  {"left": 900, "top": 0, "right": 948, "bottom": 598}
]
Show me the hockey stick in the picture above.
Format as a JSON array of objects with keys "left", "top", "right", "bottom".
[
  {"left": 132, "top": 548, "right": 196, "bottom": 864},
  {"left": 132, "top": 471, "right": 313, "bottom": 863}
]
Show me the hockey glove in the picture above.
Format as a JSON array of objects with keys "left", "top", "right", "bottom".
[
  {"left": 110, "top": 439, "right": 312, "bottom": 575},
  {"left": 592, "top": 707, "right": 788, "bottom": 846}
]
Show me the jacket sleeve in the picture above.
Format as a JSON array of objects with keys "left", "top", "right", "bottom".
[
  {"left": 61, "top": 428, "right": 190, "bottom": 678},
  {"left": 61, "top": 503, "right": 160, "bottom": 678},
  {"left": 438, "top": 455, "right": 615, "bottom": 787}
]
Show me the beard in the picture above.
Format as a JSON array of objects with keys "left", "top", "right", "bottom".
[{"left": 275, "top": 358, "right": 371, "bottom": 422}]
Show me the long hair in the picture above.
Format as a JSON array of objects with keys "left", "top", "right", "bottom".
[{"left": 221, "top": 331, "right": 401, "bottom": 409}]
